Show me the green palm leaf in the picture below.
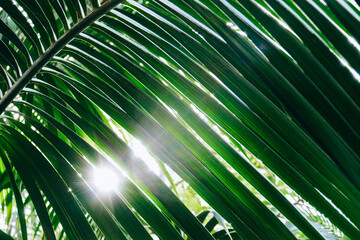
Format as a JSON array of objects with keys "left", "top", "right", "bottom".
[{"left": 0, "top": 0, "right": 359, "bottom": 239}]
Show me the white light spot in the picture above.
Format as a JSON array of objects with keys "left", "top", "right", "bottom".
[
  {"left": 93, "top": 167, "right": 119, "bottom": 192},
  {"left": 239, "top": 31, "right": 247, "bottom": 37},
  {"left": 25, "top": 208, "right": 31, "bottom": 216},
  {"left": 13, "top": 113, "right": 19, "bottom": 120},
  {"left": 161, "top": 80, "right": 169, "bottom": 86},
  {"left": 159, "top": 57, "right": 169, "bottom": 65},
  {"left": 349, "top": 36, "right": 360, "bottom": 52},
  {"left": 130, "top": 139, "right": 160, "bottom": 175}
]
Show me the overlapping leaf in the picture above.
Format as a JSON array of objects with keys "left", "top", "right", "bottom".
[{"left": 0, "top": 0, "right": 359, "bottom": 239}]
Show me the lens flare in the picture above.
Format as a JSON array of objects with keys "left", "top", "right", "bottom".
[{"left": 93, "top": 167, "right": 119, "bottom": 192}]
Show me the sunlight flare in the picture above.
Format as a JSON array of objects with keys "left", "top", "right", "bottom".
[{"left": 92, "top": 167, "right": 119, "bottom": 193}]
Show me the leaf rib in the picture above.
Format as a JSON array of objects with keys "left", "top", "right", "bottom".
[{"left": 0, "top": 0, "right": 124, "bottom": 115}]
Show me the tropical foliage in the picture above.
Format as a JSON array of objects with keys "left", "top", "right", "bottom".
[{"left": 0, "top": 0, "right": 359, "bottom": 239}]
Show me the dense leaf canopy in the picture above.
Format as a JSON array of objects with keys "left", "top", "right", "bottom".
[{"left": 0, "top": 0, "right": 359, "bottom": 239}]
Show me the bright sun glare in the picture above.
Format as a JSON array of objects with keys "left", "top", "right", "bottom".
[{"left": 93, "top": 167, "right": 119, "bottom": 193}]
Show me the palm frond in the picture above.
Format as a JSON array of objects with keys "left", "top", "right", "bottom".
[{"left": 0, "top": 0, "right": 359, "bottom": 239}]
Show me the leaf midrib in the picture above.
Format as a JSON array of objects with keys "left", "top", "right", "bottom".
[{"left": 0, "top": 0, "right": 125, "bottom": 115}]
